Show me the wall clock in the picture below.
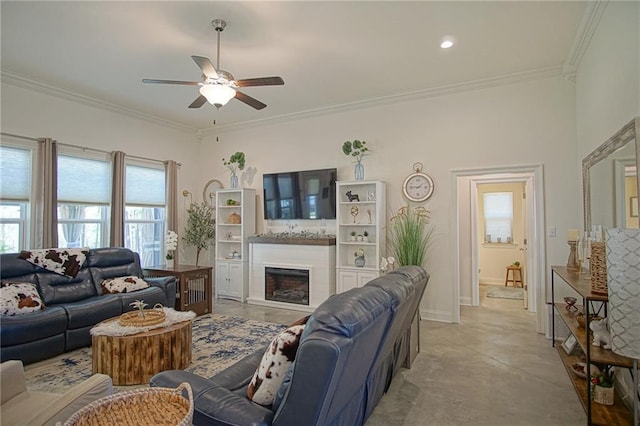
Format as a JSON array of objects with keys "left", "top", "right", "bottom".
[{"left": 402, "top": 162, "right": 434, "bottom": 203}]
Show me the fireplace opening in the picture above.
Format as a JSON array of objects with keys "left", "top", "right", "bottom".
[{"left": 265, "top": 267, "right": 310, "bottom": 306}]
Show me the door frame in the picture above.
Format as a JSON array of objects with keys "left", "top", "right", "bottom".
[{"left": 452, "top": 164, "right": 546, "bottom": 333}]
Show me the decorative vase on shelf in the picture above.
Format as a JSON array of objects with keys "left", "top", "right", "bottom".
[
  {"left": 165, "top": 257, "right": 174, "bottom": 268},
  {"left": 230, "top": 172, "right": 239, "bottom": 189},
  {"left": 354, "top": 160, "right": 364, "bottom": 181},
  {"left": 355, "top": 255, "right": 366, "bottom": 267}
]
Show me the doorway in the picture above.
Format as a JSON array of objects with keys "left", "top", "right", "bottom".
[{"left": 452, "top": 165, "right": 546, "bottom": 334}]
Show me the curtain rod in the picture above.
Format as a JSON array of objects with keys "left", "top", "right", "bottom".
[{"left": 1, "top": 132, "right": 180, "bottom": 166}]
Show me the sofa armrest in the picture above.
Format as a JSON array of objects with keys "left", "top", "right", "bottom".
[
  {"left": 31, "top": 373, "right": 112, "bottom": 426},
  {"left": 146, "top": 276, "right": 176, "bottom": 309},
  {"left": 1, "top": 360, "right": 27, "bottom": 404},
  {"left": 151, "top": 370, "right": 274, "bottom": 426}
]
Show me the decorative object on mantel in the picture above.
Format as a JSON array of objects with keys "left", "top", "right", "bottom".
[
  {"left": 566, "top": 228, "right": 581, "bottom": 272},
  {"left": 222, "top": 151, "right": 246, "bottom": 188},
  {"left": 184, "top": 201, "right": 216, "bottom": 266},
  {"left": 354, "top": 248, "right": 365, "bottom": 267},
  {"left": 388, "top": 206, "right": 433, "bottom": 267},
  {"left": 342, "top": 140, "right": 369, "bottom": 181},
  {"left": 165, "top": 230, "right": 178, "bottom": 268},
  {"left": 605, "top": 228, "right": 640, "bottom": 425}
]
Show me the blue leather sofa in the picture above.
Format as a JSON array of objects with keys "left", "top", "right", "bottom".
[
  {"left": 0, "top": 247, "right": 176, "bottom": 365},
  {"left": 151, "top": 266, "right": 428, "bottom": 426}
]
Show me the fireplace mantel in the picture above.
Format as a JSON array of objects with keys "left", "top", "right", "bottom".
[{"left": 248, "top": 240, "right": 336, "bottom": 312}]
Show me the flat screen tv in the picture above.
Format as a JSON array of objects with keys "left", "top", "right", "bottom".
[{"left": 263, "top": 168, "right": 337, "bottom": 220}]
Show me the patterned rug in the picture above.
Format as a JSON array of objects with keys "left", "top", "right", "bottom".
[
  {"left": 486, "top": 286, "right": 524, "bottom": 300},
  {"left": 24, "top": 314, "right": 286, "bottom": 393}
]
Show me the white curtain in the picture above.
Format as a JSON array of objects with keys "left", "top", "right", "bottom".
[
  {"left": 110, "top": 151, "right": 126, "bottom": 247},
  {"left": 34, "top": 138, "right": 58, "bottom": 248}
]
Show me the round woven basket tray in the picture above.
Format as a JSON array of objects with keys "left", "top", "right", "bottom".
[
  {"left": 62, "top": 382, "right": 193, "bottom": 426},
  {"left": 118, "top": 308, "right": 166, "bottom": 327}
]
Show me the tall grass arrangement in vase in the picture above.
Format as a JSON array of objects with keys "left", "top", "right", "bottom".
[{"left": 387, "top": 206, "right": 433, "bottom": 266}]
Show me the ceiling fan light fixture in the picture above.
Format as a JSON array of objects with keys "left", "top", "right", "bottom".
[{"left": 199, "top": 84, "right": 236, "bottom": 108}]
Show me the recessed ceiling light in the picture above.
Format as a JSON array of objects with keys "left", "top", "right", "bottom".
[{"left": 440, "top": 39, "right": 454, "bottom": 49}]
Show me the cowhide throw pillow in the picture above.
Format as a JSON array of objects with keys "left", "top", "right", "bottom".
[
  {"left": 101, "top": 276, "right": 149, "bottom": 294},
  {"left": 0, "top": 282, "right": 45, "bottom": 316},
  {"left": 19, "top": 248, "right": 89, "bottom": 278},
  {"left": 247, "top": 323, "right": 306, "bottom": 406}
]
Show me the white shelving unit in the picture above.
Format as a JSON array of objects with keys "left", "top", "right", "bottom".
[
  {"left": 214, "top": 188, "right": 255, "bottom": 302},
  {"left": 336, "top": 180, "right": 386, "bottom": 293}
]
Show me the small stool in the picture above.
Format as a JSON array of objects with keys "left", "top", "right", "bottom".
[{"left": 505, "top": 265, "right": 523, "bottom": 288}]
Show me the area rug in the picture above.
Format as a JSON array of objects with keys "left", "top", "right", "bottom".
[
  {"left": 24, "top": 314, "right": 286, "bottom": 393},
  {"left": 486, "top": 286, "right": 524, "bottom": 300}
]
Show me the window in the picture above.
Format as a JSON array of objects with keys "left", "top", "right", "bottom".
[
  {"left": 124, "top": 163, "right": 166, "bottom": 268},
  {"left": 57, "top": 154, "right": 111, "bottom": 248},
  {"left": 483, "top": 192, "right": 513, "bottom": 243},
  {"left": 0, "top": 145, "right": 32, "bottom": 253}
]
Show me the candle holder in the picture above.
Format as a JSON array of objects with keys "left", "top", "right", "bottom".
[{"left": 566, "top": 240, "right": 580, "bottom": 272}]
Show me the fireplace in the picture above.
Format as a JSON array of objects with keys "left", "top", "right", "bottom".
[{"left": 265, "top": 267, "right": 310, "bottom": 306}]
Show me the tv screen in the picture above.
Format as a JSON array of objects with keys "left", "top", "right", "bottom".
[{"left": 263, "top": 168, "right": 337, "bottom": 220}]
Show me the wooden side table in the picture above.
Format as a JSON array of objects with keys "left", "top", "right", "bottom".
[{"left": 144, "top": 265, "right": 212, "bottom": 316}]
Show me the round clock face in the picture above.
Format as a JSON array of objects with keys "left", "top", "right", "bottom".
[{"left": 402, "top": 172, "right": 434, "bottom": 202}]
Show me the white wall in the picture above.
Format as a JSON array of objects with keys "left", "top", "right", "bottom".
[
  {"left": 0, "top": 83, "right": 204, "bottom": 263},
  {"left": 197, "top": 75, "right": 579, "bottom": 323}
]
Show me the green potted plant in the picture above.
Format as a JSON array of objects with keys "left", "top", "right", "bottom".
[
  {"left": 387, "top": 206, "right": 434, "bottom": 266},
  {"left": 342, "top": 140, "right": 369, "bottom": 180},
  {"left": 350, "top": 230, "right": 357, "bottom": 241},
  {"left": 222, "top": 152, "right": 246, "bottom": 188},
  {"left": 183, "top": 201, "right": 216, "bottom": 266},
  {"left": 363, "top": 230, "right": 369, "bottom": 242},
  {"left": 590, "top": 365, "right": 614, "bottom": 405}
]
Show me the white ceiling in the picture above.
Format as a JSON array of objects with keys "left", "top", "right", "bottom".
[{"left": 1, "top": 1, "right": 588, "bottom": 133}]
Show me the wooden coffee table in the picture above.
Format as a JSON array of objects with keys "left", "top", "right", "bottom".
[{"left": 92, "top": 318, "right": 192, "bottom": 386}]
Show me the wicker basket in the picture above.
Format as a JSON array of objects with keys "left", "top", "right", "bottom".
[
  {"left": 119, "top": 305, "right": 166, "bottom": 327},
  {"left": 228, "top": 212, "right": 241, "bottom": 224},
  {"left": 590, "top": 242, "right": 608, "bottom": 295},
  {"left": 61, "top": 382, "right": 193, "bottom": 426}
]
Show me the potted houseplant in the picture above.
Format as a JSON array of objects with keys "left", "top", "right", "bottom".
[
  {"left": 222, "top": 152, "right": 246, "bottom": 188},
  {"left": 591, "top": 365, "right": 614, "bottom": 405},
  {"left": 387, "top": 206, "right": 434, "bottom": 266},
  {"left": 342, "top": 140, "right": 369, "bottom": 180},
  {"left": 183, "top": 201, "right": 216, "bottom": 266},
  {"left": 165, "top": 230, "right": 178, "bottom": 267},
  {"left": 350, "top": 231, "right": 357, "bottom": 241},
  {"left": 363, "top": 230, "right": 369, "bottom": 242}
]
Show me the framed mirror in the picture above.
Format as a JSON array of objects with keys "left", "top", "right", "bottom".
[
  {"left": 583, "top": 117, "right": 640, "bottom": 231},
  {"left": 203, "top": 179, "right": 224, "bottom": 206}
]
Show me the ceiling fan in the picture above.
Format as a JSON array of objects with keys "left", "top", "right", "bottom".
[{"left": 142, "top": 19, "right": 284, "bottom": 110}]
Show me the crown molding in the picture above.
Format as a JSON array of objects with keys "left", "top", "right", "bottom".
[
  {"left": 562, "top": 0, "right": 608, "bottom": 81},
  {"left": 203, "top": 65, "right": 563, "bottom": 136},
  {"left": 1, "top": 71, "right": 199, "bottom": 135}
]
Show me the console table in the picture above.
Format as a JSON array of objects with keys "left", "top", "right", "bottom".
[{"left": 143, "top": 265, "right": 212, "bottom": 316}]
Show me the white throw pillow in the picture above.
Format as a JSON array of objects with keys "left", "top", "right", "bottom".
[
  {"left": 0, "top": 282, "right": 45, "bottom": 316},
  {"left": 101, "top": 276, "right": 149, "bottom": 294},
  {"left": 247, "top": 324, "right": 306, "bottom": 406}
]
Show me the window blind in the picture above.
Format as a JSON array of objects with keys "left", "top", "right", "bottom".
[
  {"left": 58, "top": 155, "right": 111, "bottom": 204},
  {"left": 126, "top": 164, "right": 165, "bottom": 207},
  {"left": 0, "top": 146, "right": 32, "bottom": 201}
]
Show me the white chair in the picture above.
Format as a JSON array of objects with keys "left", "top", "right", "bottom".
[{"left": 0, "top": 360, "right": 113, "bottom": 426}]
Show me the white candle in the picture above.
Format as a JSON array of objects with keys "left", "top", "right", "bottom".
[{"left": 567, "top": 229, "right": 580, "bottom": 241}]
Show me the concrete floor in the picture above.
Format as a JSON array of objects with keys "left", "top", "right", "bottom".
[{"left": 213, "top": 284, "right": 586, "bottom": 426}]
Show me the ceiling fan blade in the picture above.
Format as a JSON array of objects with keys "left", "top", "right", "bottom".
[
  {"left": 192, "top": 56, "right": 219, "bottom": 79},
  {"left": 142, "top": 79, "right": 199, "bottom": 85},
  {"left": 235, "top": 91, "right": 267, "bottom": 110},
  {"left": 188, "top": 95, "right": 207, "bottom": 109},
  {"left": 236, "top": 77, "right": 285, "bottom": 87}
]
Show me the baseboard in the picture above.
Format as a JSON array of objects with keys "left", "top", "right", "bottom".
[
  {"left": 479, "top": 278, "right": 503, "bottom": 286},
  {"left": 421, "top": 308, "right": 456, "bottom": 323},
  {"left": 459, "top": 296, "right": 472, "bottom": 306}
]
